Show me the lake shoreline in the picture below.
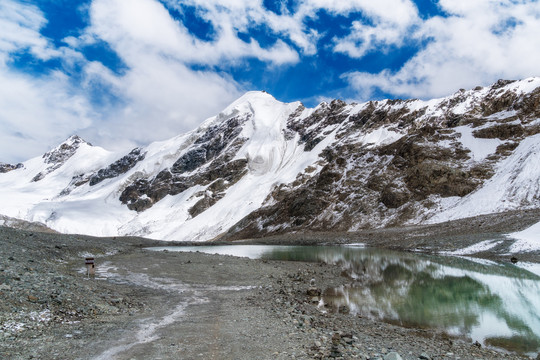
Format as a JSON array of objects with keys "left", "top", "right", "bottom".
[{"left": 1, "top": 225, "right": 538, "bottom": 359}]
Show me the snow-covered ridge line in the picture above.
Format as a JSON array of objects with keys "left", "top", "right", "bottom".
[{"left": 0, "top": 78, "right": 539, "bottom": 245}]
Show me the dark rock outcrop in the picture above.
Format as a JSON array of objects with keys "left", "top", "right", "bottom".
[
  {"left": 32, "top": 135, "right": 88, "bottom": 182},
  {"left": 0, "top": 163, "right": 23, "bottom": 173},
  {"left": 90, "top": 148, "right": 146, "bottom": 186},
  {"left": 120, "top": 115, "right": 249, "bottom": 213}
]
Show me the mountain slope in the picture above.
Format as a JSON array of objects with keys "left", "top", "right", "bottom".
[{"left": 1, "top": 79, "right": 539, "bottom": 242}]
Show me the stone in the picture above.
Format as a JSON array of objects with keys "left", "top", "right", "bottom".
[
  {"left": 89, "top": 148, "right": 146, "bottom": 186},
  {"left": 418, "top": 353, "right": 431, "bottom": 360},
  {"left": 27, "top": 295, "right": 38, "bottom": 303},
  {"left": 384, "top": 353, "right": 403, "bottom": 360},
  {"left": 307, "top": 287, "right": 321, "bottom": 297}
]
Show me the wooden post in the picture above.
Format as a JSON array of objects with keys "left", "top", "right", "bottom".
[{"left": 85, "top": 257, "right": 95, "bottom": 277}]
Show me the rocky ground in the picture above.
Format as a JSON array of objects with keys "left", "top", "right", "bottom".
[{"left": 0, "top": 214, "right": 539, "bottom": 360}]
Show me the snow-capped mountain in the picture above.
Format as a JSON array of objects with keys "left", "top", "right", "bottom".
[{"left": 1, "top": 78, "right": 539, "bottom": 242}]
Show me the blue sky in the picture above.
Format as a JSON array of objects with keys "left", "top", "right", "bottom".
[{"left": 1, "top": 0, "right": 539, "bottom": 162}]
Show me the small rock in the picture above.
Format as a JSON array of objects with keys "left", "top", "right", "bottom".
[
  {"left": 474, "top": 341, "right": 482, "bottom": 348},
  {"left": 27, "top": 295, "right": 38, "bottom": 303},
  {"left": 307, "top": 287, "right": 321, "bottom": 297},
  {"left": 0, "top": 284, "right": 11, "bottom": 291},
  {"left": 384, "top": 352, "right": 403, "bottom": 360}
]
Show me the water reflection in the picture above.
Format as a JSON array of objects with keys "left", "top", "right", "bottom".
[{"left": 148, "top": 244, "right": 540, "bottom": 355}]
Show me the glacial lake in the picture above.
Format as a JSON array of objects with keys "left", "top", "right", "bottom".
[{"left": 148, "top": 244, "right": 540, "bottom": 356}]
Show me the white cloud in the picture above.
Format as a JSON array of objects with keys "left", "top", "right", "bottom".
[
  {"left": 0, "top": 0, "right": 246, "bottom": 163},
  {"left": 162, "top": 0, "right": 312, "bottom": 59},
  {"left": 301, "top": 0, "right": 420, "bottom": 59},
  {"left": 345, "top": 0, "right": 540, "bottom": 99},
  {"left": 333, "top": 19, "right": 412, "bottom": 59},
  {"left": 1, "top": 0, "right": 539, "bottom": 164},
  {"left": 0, "top": 1, "right": 94, "bottom": 162},
  {"left": 78, "top": 53, "right": 241, "bottom": 151},
  {"left": 90, "top": 0, "right": 300, "bottom": 66},
  {"left": 0, "top": 0, "right": 58, "bottom": 63},
  {"left": 0, "top": 68, "right": 95, "bottom": 162},
  {"left": 300, "top": 0, "right": 418, "bottom": 25}
]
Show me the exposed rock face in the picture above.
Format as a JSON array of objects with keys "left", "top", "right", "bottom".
[
  {"left": 32, "top": 135, "right": 88, "bottom": 182},
  {"left": 0, "top": 163, "right": 23, "bottom": 173},
  {"left": 119, "top": 115, "right": 249, "bottom": 212},
  {"left": 89, "top": 148, "right": 146, "bottom": 186}
]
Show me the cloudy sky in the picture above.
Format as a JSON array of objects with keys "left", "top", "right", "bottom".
[{"left": 1, "top": 0, "right": 539, "bottom": 163}]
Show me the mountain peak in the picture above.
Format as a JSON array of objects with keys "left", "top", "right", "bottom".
[
  {"left": 219, "top": 91, "right": 287, "bottom": 118},
  {"left": 29, "top": 135, "right": 93, "bottom": 182},
  {"left": 62, "top": 135, "right": 91, "bottom": 147},
  {"left": 43, "top": 135, "right": 90, "bottom": 163}
]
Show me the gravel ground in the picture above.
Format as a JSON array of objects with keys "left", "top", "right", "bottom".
[{"left": 0, "top": 211, "right": 539, "bottom": 360}]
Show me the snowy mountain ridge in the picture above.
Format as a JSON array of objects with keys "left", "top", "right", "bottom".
[{"left": 1, "top": 78, "right": 539, "bottom": 244}]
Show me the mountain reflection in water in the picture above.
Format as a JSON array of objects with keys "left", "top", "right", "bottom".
[
  {"left": 149, "top": 244, "right": 540, "bottom": 355},
  {"left": 262, "top": 245, "right": 540, "bottom": 355}
]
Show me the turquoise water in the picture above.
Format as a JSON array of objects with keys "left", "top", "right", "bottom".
[{"left": 149, "top": 244, "right": 540, "bottom": 355}]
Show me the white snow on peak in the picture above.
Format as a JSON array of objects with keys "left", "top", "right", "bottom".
[
  {"left": 238, "top": 94, "right": 301, "bottom": 175},
  {"left": 0, "top": 140, "right": 116, "bottom": 221},
  {"left": 219, "top": 91, "right": 283, "bottom": 119},
  {"left": 135, "top": 93, "right": 329, "bottom": 241},
  {"left": 502, "top": 77, "right": 540, "bottom": 94}
]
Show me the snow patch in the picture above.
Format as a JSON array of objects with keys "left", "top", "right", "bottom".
[
  {"left": 453, "top": 126, "right": 501, "bottom": 161},
  {"left": 508, "top": 221, "right": 540, "bottom": 253},
  {"left": 359, "top": 127, "right": 403, "bottom": 148},
  {"left": 442, "top": 240, "right": 503, "bottom": 256}
]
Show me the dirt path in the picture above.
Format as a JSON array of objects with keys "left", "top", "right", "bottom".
[{"left": 75, "top": 250, "right": 310, "bottom": 359}]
